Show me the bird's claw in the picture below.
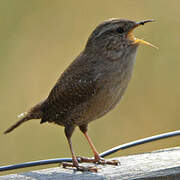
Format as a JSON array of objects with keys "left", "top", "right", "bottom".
[
  {"left": 78, "top": 156, "right": 120, "bottom": 165},
  {"left": 61, "top": 162, "right": 98, "bottom": 172},
  {"left": 60, "top": 157, "right": 119, "bottom": 172},
  {"left": 104, "top": 159, "right": 120, "bottom": 165}
]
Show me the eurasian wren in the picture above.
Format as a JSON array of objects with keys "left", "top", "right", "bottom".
[{"left": 4, "top": 18, "right": 155, "bottom": 172}]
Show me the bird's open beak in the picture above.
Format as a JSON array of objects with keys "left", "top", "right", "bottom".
[{"left": 128, "top": 19, "right": 158, "bottom": 49}]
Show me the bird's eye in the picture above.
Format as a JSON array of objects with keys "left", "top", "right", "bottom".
[{"left": 116, "top": 27, "right": 125, "bottom": 34}]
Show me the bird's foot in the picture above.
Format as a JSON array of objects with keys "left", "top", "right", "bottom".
[
  {"left": 78, "top": 156, "right": 120, "bottom": 165},
  {"left": 61, "top": 162, "right": 98, "bottom": 172}
]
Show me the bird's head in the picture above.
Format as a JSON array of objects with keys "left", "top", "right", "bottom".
[{"left": 86, "top": 18, "right": 156, "bottom": 53}]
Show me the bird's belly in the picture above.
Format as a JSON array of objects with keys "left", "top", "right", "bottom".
[
  {"left": 91, "top": 85, "right": 126, "bottom": 120},
  {"left": 73, "top": 66, "right": 133, "bottom": 125},
  {"left": 73, "top": 83, "right": 127, "bottom": 126}
]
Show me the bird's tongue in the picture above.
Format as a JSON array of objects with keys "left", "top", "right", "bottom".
[
  {"left": 128, "top": 32, "right": 158, "bottom": 49},
  {"left": 132, "top": 19, "right": 157, "bottom": 49},
  {"left": 134, "top": 37, "right": 158, "bottom": 49}
]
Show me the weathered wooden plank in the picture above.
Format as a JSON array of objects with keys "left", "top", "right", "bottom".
[{"left": 1, "top": 147, "right": 180, "bottom": 180}]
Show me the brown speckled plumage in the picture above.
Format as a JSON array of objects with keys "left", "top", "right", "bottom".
[{"left": 4, "top": 19, "right": 154, "bottom": 171}]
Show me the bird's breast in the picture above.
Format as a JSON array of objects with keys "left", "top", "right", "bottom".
[{"left": 84, "top": 48, "right": 137, "bottom": 122}]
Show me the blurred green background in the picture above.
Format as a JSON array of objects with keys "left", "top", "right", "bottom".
[{"left": 1, "top": 0, "right": 180, "bottom": 175}]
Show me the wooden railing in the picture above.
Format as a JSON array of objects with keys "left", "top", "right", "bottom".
[{"left": 1, "top": 147, "right": 180, "bottom": 180}]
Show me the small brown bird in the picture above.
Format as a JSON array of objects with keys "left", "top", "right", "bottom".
[{"left": 4, "top": 18, "right": 155, "bottom": 172}]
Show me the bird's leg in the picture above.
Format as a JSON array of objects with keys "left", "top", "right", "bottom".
[
  {"left": 62, "top": 126, "right": 79, "bottom": 168},
  {"left": 61, "top": 125, "right": 98, "bottom": 172},
  {"left": 79, "top": 125, "right": 119, "bottom": 165}
]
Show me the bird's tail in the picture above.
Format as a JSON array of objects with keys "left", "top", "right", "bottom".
[
  {"left": 4, "top": 101, "right": 43, "bottom": 134},
  {"left": 4, "top": 113, "right": 32, "bottom": 134}
]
